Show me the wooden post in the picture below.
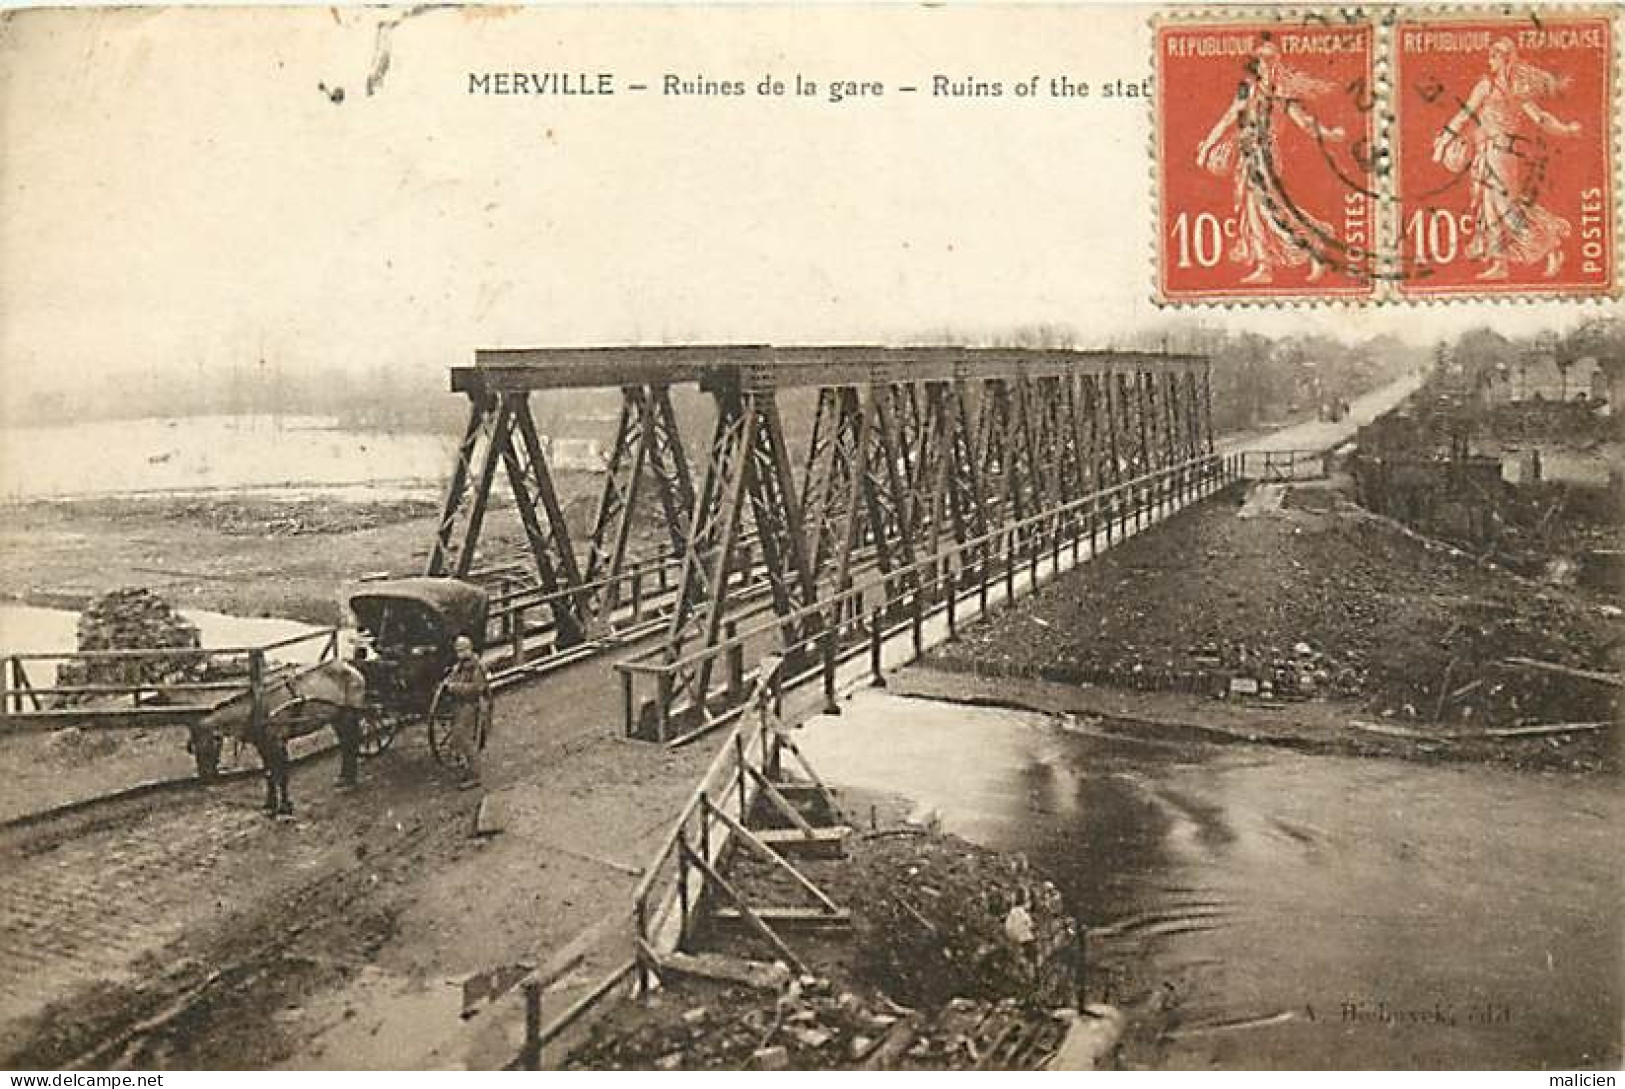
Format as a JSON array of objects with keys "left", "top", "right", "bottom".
[
  {"left": 621, "top": 669, "right": 635, "bottom": 738},
  {"left": 634, "top": 897, "right": 650, "bottom": 996},
  {"left": 1076, "top": 924, "right": 1088, "bottom": 1004},
  {"left": 821, "top": 616, "right": 838, "bottom": 714},
  {"left": 1005, "top": 530, "right": 1016, "bottom": 601},
  {"left": 698, "top": 791, "right": 712, "bottom": 863},
  {"left": 656, "top": 671, "right": 673, "bottom": 743},
  {"left": 945, "top": 569, "right": 957, "bottom": 640},
  {"left": 677, "top": 830, "right": 691, "bottom": 948},
  {"left": 510, "top": 605, "right": 525, "bottom": 665},
  {"left": 869, "top": 606, "right": 885, "bottom": 687},
  {"left": 910, "top": 588, "right": 923, "bottom": 658},
  {"left": 978, "top": 549, "right": 990, "bottom": 616},
  {"left": 522, "top": 980, "right": 543, "bottom": 1070},
  {"left": 725, "top": 621, "right": 744, "bottom": 705},
  {"left": 734, "top": 733, "right": 748, "bottom": 819},
  {"left": 631, "top": 569, "right": 644, "bottom": 622}
]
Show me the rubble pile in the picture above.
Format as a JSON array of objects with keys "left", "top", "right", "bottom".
[
  {"left": 836, "top": 834, "right": 1077, "bottom": 1009},
  {"left": 568, "top": 976, "right": 918, "bottom": 1071},
  {"left": 568, "top": 830, "right": 1087, "bottom": 1071},
  {"left": 162, "top": 497, "right": 438, "bottom": 537},
  {"left": 928, "top": 486, "right": 1622, "bottom": 735},
  {"left": 569, "top": 978, "right": 1075, "bottom": 1071},
  {"left": 48, "top": 495, "right": 441, "bottom": 537},
  {"left": 56, "top": 588, "right": 208, "bottom": 700}
]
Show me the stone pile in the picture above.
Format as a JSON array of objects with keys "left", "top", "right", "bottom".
[{"left": 57, "top": 588, "right": 207, "bottom": 701}]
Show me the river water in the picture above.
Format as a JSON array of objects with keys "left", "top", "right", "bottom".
[
  {"left": 0, "top": 415, "right": 455, "bottom": 501},
  {"left": 797, "top": 688, "right": 1622, "bottom": 1069}
]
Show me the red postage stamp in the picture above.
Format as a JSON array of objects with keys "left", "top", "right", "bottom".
[
  {"left": 1156, "top": 19, "right": 1379, "bottom": 302},
  {"left": 1394, "top": 15, "right": 1615, "bottom": 297}
]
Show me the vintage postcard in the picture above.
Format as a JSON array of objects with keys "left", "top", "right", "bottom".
[{"left": 0, "top": 2, "right": 1620, "bottom": 1078}]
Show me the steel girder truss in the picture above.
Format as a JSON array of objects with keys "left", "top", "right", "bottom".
[
  {"left": 434, "top": 348, "right": 1213, "bottom": 729},
  {"left": 664, "top": 371, "right": 820, "bottom": 716},
  {"left": 427, "top": 384, "right": 697, "bottom": 650},
  {"left": 426, "top": 391, "right": 590, "bottom": 646},
  {"left": 580, "top": 385, "right": 696, "bottom": 629}
]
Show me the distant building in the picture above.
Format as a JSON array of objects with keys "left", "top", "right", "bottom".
[
  {"left": 1485, "top": 353, "right": 1604, "bottom": 405},
  {"left": 1595, "top": 356, "right": 1625, "bottom": 413}
]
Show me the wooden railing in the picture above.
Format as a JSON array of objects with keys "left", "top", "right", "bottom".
[
  {"left": 1239, "top": 448, "right": 1331, "bottom": 482},
  {"left": 1, "top": 627, "right": 340, "bottom": 729},
  {"left": 618, "top": 452, "right": 1244, "bottom": 740}
]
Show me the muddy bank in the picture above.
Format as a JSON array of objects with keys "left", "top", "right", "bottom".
[
  {"left": 926, "top": 478, "right": 1620, "bottom": 773},
  {"left": 891, "top": 668, "right": 1620, "bottom": 775},
  {"left": 0, "top": 478, "right": 648, "bottom": 627},
  {"left": 0, "top": 495, "right": 452, "bottom": 626}
]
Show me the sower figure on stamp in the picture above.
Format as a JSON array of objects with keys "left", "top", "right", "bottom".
[
  {"left": 1195, "top": 39, "right": 1346, "bottom": 285},
  {"left": 1431, "top": 38, "right": 1582, "bottom": 282},
  {"left": 443, "top": 634, "right": 491, "bottom": 790}
]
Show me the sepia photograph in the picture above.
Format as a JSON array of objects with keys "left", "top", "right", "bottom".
[{"left": 0, "top": 1, "right": 1619, "bottom": 1077}]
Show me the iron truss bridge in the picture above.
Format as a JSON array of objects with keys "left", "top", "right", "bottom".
[{"left": 429, "top": 345, "right": 1224, "bottom": 741}]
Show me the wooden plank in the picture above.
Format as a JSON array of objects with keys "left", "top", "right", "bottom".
[
  {"left": 1483, "top": 721, "right": 1607, "bottom": 738},
  {"left": 679, "top": 840, "right": 807, "bottom": 974},
  {"left": 743, "top": 761, "right": 817, "bottom": 836},
  {"left": 527, "top": 958, "right": 638, "bottom": 1059},
  {"left": 1502, "top": 657, "right": 1624, "bottom": 689},
  {"left": 2, "top": 705, "right": 214, "bottom": 731},
  {"left": 711, "top": 907, "right": 853, "bottom": 931},
  {"left": 651, "top": 949, "right": 794, "bottom": 992},
  {"left": 860, "top": 1013, "right": 920, "bottom": 1070},
  {"left": 776, "top": 735, "right": 850, "bottom": 825},
  {"left": 702, "top": 797, "right": 841, "bottom": 914},
  {"left": 753, "top": 826, "right": 850, "bottom": 858}
]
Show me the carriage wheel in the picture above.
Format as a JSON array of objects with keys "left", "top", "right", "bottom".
[
  {"left": 357, "top": 706, "right": 399, "bottom": 757},
  {"left": 426, "top": 683, "right": 459, "bottom": 767}
]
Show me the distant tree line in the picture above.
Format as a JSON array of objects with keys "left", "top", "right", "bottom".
[
  {"left": 11, "top": 360, "right": 473, "bottom": 434},
  {"left": 1122, "top": 325, "right": 1428, "bottom": 434},
  {"left": 10, "top": 323, "right": 1453, "bottom": 438}
]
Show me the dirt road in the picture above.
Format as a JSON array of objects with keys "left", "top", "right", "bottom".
[
  {"left": 1217, "top": 372, "right": 1426, "bottom": 457},
  {"left": 0, "top": 645, "right": 716, "bottom": 1069}
]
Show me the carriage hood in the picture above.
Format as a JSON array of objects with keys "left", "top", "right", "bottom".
[{"left": 347, "top": 577, "right": 490, "bottom": 648}]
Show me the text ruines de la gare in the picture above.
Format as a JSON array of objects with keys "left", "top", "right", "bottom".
[{"left": 465, "top": 70, "right": 1152, "bottom": 102}]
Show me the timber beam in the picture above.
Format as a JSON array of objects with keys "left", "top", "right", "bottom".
[{"left": 456, "top": 346, "right": 1206, "bottom": 393}]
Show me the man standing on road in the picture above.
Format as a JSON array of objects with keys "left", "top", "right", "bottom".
[
  {"left": 333, "top": 647, "right": 368, "bottom": 788},
  {"left": 443, "top": 634, "right": 490, "bottom": 790}
]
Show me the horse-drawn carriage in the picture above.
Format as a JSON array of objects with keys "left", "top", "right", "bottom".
[
  {"left": 347, "top": 576, "right": 492, "bottom": 764},
  {"left": 189, "top": 576, "right": 492, "bottom": 813}
]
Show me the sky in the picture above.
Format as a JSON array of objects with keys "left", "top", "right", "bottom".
[{"left": 1, "top": 4, "right": 1618, "bottom": 410}]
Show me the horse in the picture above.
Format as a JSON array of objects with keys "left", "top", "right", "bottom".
[{"left": 187, "top": 657, "right": 367, "bottom": 816}]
